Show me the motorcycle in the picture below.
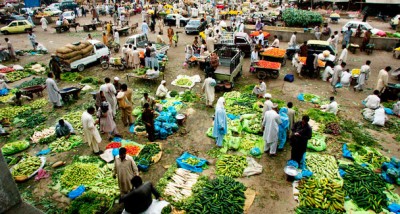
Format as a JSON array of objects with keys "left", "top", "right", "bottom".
[
  {"left": 101, "top": 55, "right": 128, "bottom": 71},
  {"left": 377, "top": 12, "right": 388, "bottom": 22}
]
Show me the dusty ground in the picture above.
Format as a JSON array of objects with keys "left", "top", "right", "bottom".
[{"left": 1, "top": 10, "right": 400, "bottom": 214}]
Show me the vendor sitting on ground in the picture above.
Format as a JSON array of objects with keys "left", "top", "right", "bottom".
[
  {"left": 340, "top": 69, "right": 352, "bottom": 87},
  {"left": 55, "top": 119, "right": 75, "bottom": 139},
  {"left": 35, "top": 42, "right": 48, "bottom": 53},
  {"left": 121, "top": 176, "right": 165, "bottom": 214},
  {"left": 321, "top": 96, "right": 338, "bottom": 115},
  {"left": 146, "top": 67, "right": 160, "bottom": 79},
  {"left": 56, "top": 19, "right": 62, "bottom": 26},
  {"left": 253, "top": 79, "right": 267, "bottom": 98},
  {"left": 0, "top": 79, "right": 11, "bottom": 95},
  {"left": 364, "top": 90, "right": 381, "bottom": 110},
  {"left": 7, "top": 91, "right": 31, "bottom": 106},
  {"left": 156, "top": 80, "right": 169, "bottom": 99}
]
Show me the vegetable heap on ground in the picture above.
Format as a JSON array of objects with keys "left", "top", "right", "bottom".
[
  {"left": 11, "top": 156, "right": 41, "bottom": 177},
  {"left": 6, "top": 70, "right": 31, "bottom": 82},
  {"left": 297, "top": 178, "right": 345, "bottom": 212},
  {"left": 340, "top": 163, "right": 388, "bottom": 212},
  {"left": 1, "top": 140, "right": 30, "bottom": 155},
  {"left": 16, "top": 77, "right": 46, "bottom": 89},
  {"left": 61, "top": 111, "right": 84, "bottom": 132},
  {"left": 306, "top": 109, "right": 337, "bottom": 124},
  {"left": 49, "top": 136, "right": 83, "bottom": 152},
  {"left": 187, "top": 176, "right": 247, "bottom": 214},
  {"left": 163, "top": 168, "right": 199, "bottom": 202},
  {"left": 306, "top": 153, "right": 341, "bottom": 181},
  {"left": 24, "top": 62, "right": 48, "bottom": 74},
  {"left": 216, "top": 154, "right": 247, "bottom": 178},
  {"left": 175, "top": 78, "right": 193, "bottom": 87},
  {"left": 347, "top": 144, "right": 389, "bottom": 169},
  {"left": 0, "top": 98, "right": 47, "bottom": 120}
]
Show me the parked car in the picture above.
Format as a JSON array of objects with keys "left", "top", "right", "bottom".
[
  {"left": 43, "top": 7, "right": 62, "bottom": 16},
  {"left": 341, "top": 21, "right": 382, "bottom": 36},
  {"left": 214, "top": 32, "right": 253, "bottom": 56},
  {"left": 125, "top": 33, "right": 169, "bottom": 54},
  {"left": 164, "top": 14, "right": 189, "bottom": 27},
  {"left": 307, "top": 40, "right": 336, "bottom": 56},
  {"left": 1, "top": 14, "right": 26, "bottom": 25},
  {"left": 390, "top": 14, "right": 400, "bottom": 30},
  {"left": 1, "top": 20, "right": 33, "bottom": 34},
  {"left": 59, "top": 1, "right": 78, "bottom": 11},
  {"left": 184, "top": 19, "right": 207, "bottom": 34},
  {"left": 62, "top": 11, "right": 76, "bottom": 23},
  {"left": 48, "top": 3, "right": 60, "bottom": 10}
]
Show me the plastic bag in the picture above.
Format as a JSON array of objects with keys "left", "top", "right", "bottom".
[
  {"left": 301, "top": 170, "right": 313, "bottom": 178},
  {"left": 297, "top": 93, "right": 305, "bottom": 101},
  {"left": 388, "top": 203, "right": 400, "bottom": 213},
  {"left": 243, "top": 157, "right": 263, "bottom": 177},
  {"left": 307, "top": 132, "right": 326, "bottom": 152},
  {"left": 206, "top": 127, "right": 215, "bottom": 138},
  {"left": 385, "top": 108, "right": 394, "bottom": 115},
  {"left": 382, "top": 171, "right": 395, "bottom": 184},
  {"left": 68, "top": 185, "right": 85, "bottom": 199},
  {"left": 342, "top": 144, "right": 354, "bottom": 160},
  {"left": 34, "top": 169, "right": 49, "bottom": 181},
  {"left": 372, "top": 108, "right": 385, "bottom": 126},
  {"left": 250, "top": 147, "right": 261, "bottom": 157},
  {"left": 36, "top": 148, "right": 51, "bottom": 156},
  {"left": 176, "top": 152, "right": 207, "bottom": 173},
  {"left": 339, "top": 168, "right": 346, "bottom": 177},
  {"left": 227, "top": 136, "right": 241, "bottom": 150},
  {"left": 167, "top": 106, "right": 177, "bottom": 117},
  {"left": 287, "top": 160, "right": 299, "bottom": 168},
  {"left": 129, "top": 124, "right": 135, "bottom": 133},
  {"left": 335, "top": 83, "right": 343, "bottom": 88}
]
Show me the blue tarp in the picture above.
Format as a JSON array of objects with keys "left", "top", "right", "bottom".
[
  {"left": 24, "top": 0, "right": 40, "bottom": 7},
  {"left": 176, "top": 152, "right": 207, "bottom": 173}
]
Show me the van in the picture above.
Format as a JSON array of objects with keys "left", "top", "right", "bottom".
[{"left": 59, "top": 1, "right": 78, "bottom": 11}]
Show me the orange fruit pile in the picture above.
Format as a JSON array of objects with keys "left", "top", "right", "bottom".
[
  {"left": 261, "top": 48, "right": 286, "bottom": 58},
  {"left": 257, "top": 60, "right": 281, "bottom": 69}
]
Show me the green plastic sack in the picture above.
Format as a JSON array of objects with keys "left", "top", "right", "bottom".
[
  {"left": 132, "top": 107, "right": 142, "bottom": 116},
  {"left": 307, "top": 132, "right": 326, "bottom": 152},
  {"left": 1, "top": 140, "right": 30, "bottom": 155},
  {"left": 228, "top": 119, "right": 242, "bottom": 133},
  {"left": 227, "top": 136, "right": 241, "bottom": 150},
  {"left": 242, "top": 118, "right": 262, "bottom": 134},
  {"left": 241, "top": 114, "right": 256, "bottom": 120}
]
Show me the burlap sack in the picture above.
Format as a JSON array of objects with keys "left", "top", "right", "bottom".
[
  {"left": 64, "top": 54, "right": 83, "bottom": 64},
  {"left": 81, "top": 45, "right": 94, "bottom": 55},
  {"left": 65, "top": 44, "right": 81, "bottom": 51},
  {"left": 56, "top": 46, "right": 73, "bottom": 54},
  {"left": 57, "top": 51, "right": 82, "bottom": 60}
]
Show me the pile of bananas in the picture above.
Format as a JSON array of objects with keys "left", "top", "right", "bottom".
[
  {"left": 298, "top": 178, "right": 345, "bottom": 212},
  {"left": 306, "top": 153, "right": 340, "bottom": 181}
]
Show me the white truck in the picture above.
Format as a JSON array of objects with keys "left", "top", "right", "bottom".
[
  {"left": 62, "top": 40, "right": 110, "bottom": 72},
  {"left": 124, "top": 33, "right": 169, "bottom": 55}
]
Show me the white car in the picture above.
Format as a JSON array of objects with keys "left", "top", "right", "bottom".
[
  {"left": 390, "top": 14, "right": 400, "bottom": 30},
  {"left": 62, "top": 11, "right": 76, "bottom": 22},
  {"left": 66, "top": 40, "right": 110, "bottom": 72},
  {"left": 341, "top": 21, "right": 381, "bottom": 35},
  {"left": 48, "top": 3, "right": 60, "bottom": 10},
  {"left": 43, "top": 7, "right": 62, "bottom": 16}
]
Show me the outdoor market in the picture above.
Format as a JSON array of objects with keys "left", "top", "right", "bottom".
[{"left": 1, "top": 0, "right": 400, "bottom": 213}]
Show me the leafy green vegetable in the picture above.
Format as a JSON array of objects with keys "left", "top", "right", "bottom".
[
  {"left": 67, "top": 192, "right": 113, "bottom": 214},
  {"left": 61, "top": 72, "right": 83, "bottom": 82},
  {"left": 282, "top": 9, "right": 323, "bottom": 27},
  {"left": 1, "top": 140, "right": 30, "bottom": 155},
  {"left": 16, "top": 78, "right": 46, "bottom": 89},
  {"left": 306, "top": 109, "right": 338, "bottom": 124}
]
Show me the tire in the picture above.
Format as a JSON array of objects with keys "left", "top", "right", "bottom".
[
  {"left": 185, "top": 30, "right": 189, "bottom": 34},
  {"left": 257, "top": 70, "right": 267, "bottom": 79},
  {"left": 271, "top": 70, "right": 279, "bottom": 79},
  {"left": 117, "top": 64, "right": 125, "bottom": 71},
  {"left": 101, "top": 62, "right": 109, "bottom": 70},
  {"left": 77, "top": 64, "right": 85, "bottom": 72},
  {"left": 2, "top": 31, "right": 8, "bottom": 35}
]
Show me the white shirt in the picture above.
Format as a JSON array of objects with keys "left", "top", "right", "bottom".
[
  {"left": 251, "top": 51, "right": 259, "bottom": 63},
  {"left": 364, "top": 95, "right": 380, "bottom": 109},
  {"left": 113, "top": 31, "right": 120, "bottom": 44},
  {"left": 289, "top": 34, "right": 296, "bottom": 46},
  {"left": 271, "top": 39, "right": 279, "bottom": 47},
  {"left": 326, "top": 101, "right": 338, "bottom": 115},
  {"left": 340, "top": 71, "right": 352, "bottom": 85}
]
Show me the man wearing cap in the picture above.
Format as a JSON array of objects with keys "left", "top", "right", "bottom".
[
  {"left": 156, "top": 80, "right": 169, "bottom": 99},
  {"left": 262, "top": 93, "right": 273, "bottom": 118},
  {"left": 55, "top": 119, "right": 75, "bottom": 139},
  {"left": 202, "top": 74, "right": 216, "bottom": 107},
  {"left": 113, "top": 77, "right": 122, "bottom": 94},
  {"left": 262, "top": 104, "right": 282, "bottom": 156},
  {"left": 253, "top": 79, "right": 266, "bottom": 98}
]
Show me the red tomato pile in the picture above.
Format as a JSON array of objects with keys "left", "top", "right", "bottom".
[
  {"left": 257, "top": 60, "right": 281, "bottom": 70},
  {"left": 125, "top": 145, "right": 141, "bottom": 156},
  {"left": 105, "top": 142, "right": 121, "bottom": 150}
]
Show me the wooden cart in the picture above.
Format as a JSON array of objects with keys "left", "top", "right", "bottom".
[
  {"left": 116, "top": 27, "right": 130, "bottom": 37},
  {"left": 59, "top": 86, "right": 83, "bottom": 103},
  {"left": 252, "top": 61, "right": 281, "bottom": 79},
  {"left": 260, "top": 48, "right": 287, "bottom": 66},
  {"left": 126, "top": 72, "right": 165, "bottom": 82},
  {"left": 20, "top": 85, "right": 46, "bottom": 99},
  {"left": 82, "top": 23, "right": 97, "bottom": 32}
]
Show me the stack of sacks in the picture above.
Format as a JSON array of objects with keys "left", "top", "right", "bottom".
[{"left": 55, "top": 41, "right": 94, "bottom": 64}]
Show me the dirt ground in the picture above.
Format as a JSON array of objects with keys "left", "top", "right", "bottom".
[{"left": 1, "top": 10, "right": 400, "bottom": 214}]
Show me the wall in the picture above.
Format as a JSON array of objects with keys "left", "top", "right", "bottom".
[{"left": 245, "top": 25, "right": 399, "bottom": 51}]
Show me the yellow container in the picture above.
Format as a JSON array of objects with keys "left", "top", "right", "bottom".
[
  {"left": 351, "top": 69, "right": 360, "bottom": 76},
  {"left": 111, "top": 57, "right": 121, "bottom": 65}
]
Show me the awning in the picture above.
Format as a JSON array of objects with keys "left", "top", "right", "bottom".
[{"left": 365, "top": 0, "right": 400, "bottom": 3}]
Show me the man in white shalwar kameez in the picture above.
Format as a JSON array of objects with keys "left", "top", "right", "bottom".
[
  {"left": 354, "top": 60, "right": 371, "bottom": 91},
  {"left": 262, "top": 104, "right": 282, "bottom": 156},
  {"left": 375, "top": 66, "right": 391, "bottom": 92},
  {"left": 202, "top": 75, "right": 216, "bottom": 107},
  {"left": 156, "top": 80, "right": 169, "bottom": 98},
  {"left": 206, "top": 34, "right": 215, "bottom": 53},
  {"left": 40, "top": 16, "right": 48, "bottom": 31},
  {"left": 81, "top": 107, "right": 102, "bottom": 154},
  {"left": 331, "top": 62, "right": 345, "bottom": 93},
  {"left": 100, "top": 77, "right": 117, "bottom": 117},
  {"left": 338, "top": 45, "right": 348, "bottom": 64},
  {"left": 46, "top": 73, "right": 62, "bottom": 107},
  {"left": 253, "top": 79, "right": 266, "bottom": 98},
  {"left": 262, "top": 93, "right": 273, "bottom": 119}
]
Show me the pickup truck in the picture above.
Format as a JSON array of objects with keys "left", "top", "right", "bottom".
[
  {"left": 62, "top": 40, "right": 110, "bottom": 72},
  {"left": 214, "top": 32, "right": 253, "bottom": 57},
  {"left": 124, "top": 33, "right": 169, "bottom": 54},
  {"left": 208, "top": 46, "right": 244, "bottom": 83}
]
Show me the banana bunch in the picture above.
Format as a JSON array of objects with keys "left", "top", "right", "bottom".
[
  {"left": 298, "top": 178, "right": 345, "bottom": 212},
  {"left": 306, "top": 153, "right": 340, "bottom": 180}
]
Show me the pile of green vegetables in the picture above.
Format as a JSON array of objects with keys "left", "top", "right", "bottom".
[
  {"left": 67, "top": 192, "right": 113, "bottom": 214},
  {"left": 306, "top": 109, "right": 337, "bottom": 124},
  {"left": 347, "top": 144, "right": 389, "bottom": 169},
  {"left": 80, "top": 76, "right": 99, "bottom": 85},
  {"left": 216, "top": 155, "right": 247, "bottom": 178},
  {"left": 340, "top": 164, "right": 387, "bottom": 212},
  {"left": 1, "top": 140, "right": 30, "bottom": 155},
  {"left": 187, "top": 176, "right": 246, "bottom": 214},
  {"left": 181, "top": 90, "right": 198, "bottom": 102},
  {"left": 0, "top": 99, "right": 47, "bottom": 120},
  {"left": 16, "top": 77, "right": 46, "bottom": 89},
  {"left": 11, "top": 156, "right": 41, "bottom": 177},
  {"left": 6, "top": 70, "right": 31, "bottom": 82},
  {"left": 15, "top": 112, "right": 47, "bottom": 129},
  {"left": 133, "top": 67, "right": 148, "bottom": 75},
  {"left": 306, "top": 153, "right": 341, "bottom": 181},
  {"left": 282, "top": 9, "right": 323, "bottom": 27},
  {"left": 340, "top": 120, "right": 377, "bottom": 146},
  {"left": 175, "top": 78, "right": 193, "bottom": 87},
  {"left": 61, "top": 72, "right": 83, "bottom": 82},
  {"left": 183, "top": 157, "right": 201, "bottom": 166},
  {"left": 60, "top": 162, "right": 100, "bottom": 189},
  {"left": 135, "top": 143, "right": 161, "bottom": 163},
  {"left": 61, "top": 111, "right": 84, "bottom": 132},
  {"left": 49, "top": 136, "right": 83, "bottom": 152}
]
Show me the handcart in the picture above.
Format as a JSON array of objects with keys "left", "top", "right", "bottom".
[
  {"left": 260, "top": 48, "right": 287, "bottom": 66},
  {"left": 251, "top": 60, "right": 281, "bottom": 79},
  {"left": 59, "top": 86, "right": 83, "bottom": 103},
  {"left": 330, "top": 13, "right": 340, "bottom": 24},
  {"left": 298, "top": 57, "right": 326, "bottom": 78},
  {"left": 381, "top": 83, "right": 400, "bottom": 102},
  {"left": 20, "top": 85, "right": 46, "bottom": 99}
]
